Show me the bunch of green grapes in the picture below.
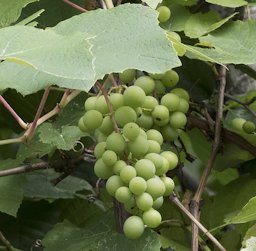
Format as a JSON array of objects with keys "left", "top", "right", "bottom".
[{"left": 78, "top": 69, "right": 190, "bottom": 239}]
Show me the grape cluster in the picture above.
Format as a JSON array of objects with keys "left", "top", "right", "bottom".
[
  {"left": 78, "top": 69, "right": 190, "bottom": 239},
  {"left": 231, "top": 118, "right": 256, "bottom": 134}
]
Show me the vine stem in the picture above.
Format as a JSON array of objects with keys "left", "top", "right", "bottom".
[
  {"left": 190, "top": 66, "right": 227, "bottom": 251},
  {"left": 62, "top": 0, "right": 87, "bottom": 12},
  {"left": 104, "top": 0, "right": 114, "bottom": 8},
  {"left": 0, "top": 95, "right": 27, "bottom": 129},
  {"left": 0, "top": 231, "right": 20, "bottom": 251},
  {"left": 170, "top": 194, "right": 227, "bottom": 251}
]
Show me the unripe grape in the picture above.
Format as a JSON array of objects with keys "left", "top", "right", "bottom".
[
  {"left": 242, "top": 121, "right": 255, "bottom": 134},
  {"left": 109, "top": 93, "right": 124, "bottom": 110},
  {"left": 147, "top": 140, "right": 161, "bottom": 154},
  {"left": 161, "top": 70, "right": 179, "bottom": 87},
  {"left": 94, "top": 158, "right": 113, "bottom": 179},
  {"left": 95, "top": 95, "right": 109, "bottom": 115},
  {"left": 99, "top": 116, "right": 114, "bottom": 135},
  {"left": 119, "top": 69, "right": 136, "bottom": 83},
  {"left": 114, "top": 106, "right": 137, "bottom": 127},
  {"left": 124, "top": 197, "right": 137, "bottom": 214},
  {"left": 146, "top": 129, "right": 163, "bottom": 145},
  {"left": 146, "top": 177, "right": 166, "bottom": 199},
  {"left": 139, "top": 128, "right": 148, "bottom": 139},
  {"left": 155, "top": 80, "right": 166, "bottom": 94},
  {"left": 161, "top": 125, "right": 179, "bottom": 141},
  {"left": 157, "top": 6, "right": 171, "bottom": 23},
  {"left": 136, "top": 112, "right": 153, "bottom": 130},
  {"left": 134, "top": 76, "right": 155, "bottom": 95},
  {"left": 153, "top": 196, "right": 164, "bottom": 209},
  {"left": 128, "top": 135, "right": 149, "bottom": 158},
  {"left": 78, "top": 117, "right": 88, "bottom": 132},
  {"left": 83, "top": 110, "right": 103, "bottom": 130},
  {"left": 161, "top": 176, "right": 175, "bottom": 196},
  {"left": 168, "top": 31, "right": 181, "bottom": 42},
  {"left": 106, "top": 132, "right": 126, "bottom": 154},
  {"left": 161, "top": 93, "right": 180, "bottom": 112},
  {"left": 113, "top": 160, "right": 126, "bottom": 175},
  {"left": 155, "top": 157, "right": 169, "bottom": 176},
  {"left": 136, "top": 192, "right": 154, "bottom": 211},
  {"left": 169, "top": 111, "right": 187, "bottom": 128},
  {"left": 142, "top": 208, "right": 162, "bottom": 228},
  {"left": 149, "top": 73, "right": 164, "bottom": 80},
  {"left": 94, "top": 130, "right": 108, "bottom": 142},
  {"left": 123, "top": 122, "right": 140, "bottom": 141},
  {"left": 160, "top": 151, "right": 178, "bottom": 170},
  {"left": 152, "top": 105, "right": 169, "bottom": 126},
  {"left": 142, "top": 96, "right": 159, "bottom": 112},
  {"left": 120, "top": 165, "right": 137, "bottom": 184},
  {"left": 123, "top": 216, "right": 145, "bottom": 239},
  {"left": 115, "top": 186, "right": 133, "bottom": 203},
  {"left": 94, "top": 141, "right": 107, "bottom": 159},
  {"left": 171, "top": 88, "right": 189, "bottom": 101},
  {"left": 84, "top": 96, "right": 97, "bottom": 111},
  {"left": 102, "top": 150, "right": 118, "bottom": 166},
  {"left": 123, "top": 86, "right": 146, "bottom": 108},
  {"left": 135, "top": 159, "right": 156, "bottom": 180},
  {"left": 106, "top": 175, "right": 124, "bottom": 196},
  {"left": 231, "top": 118, "right": 246, "bottom": 132},
  {"left": 178, "top": 98, "right": 189, "bottom": 113},
  {"left": 129, "top": 177, "right": 147, "bottom": 195},
  {"left": 145, "top": 153, "right": 163, "bottom": 171}
]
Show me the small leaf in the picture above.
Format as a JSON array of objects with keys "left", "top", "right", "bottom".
[{"left": 205, "top": 0, "right": 248, "bottom": 8}]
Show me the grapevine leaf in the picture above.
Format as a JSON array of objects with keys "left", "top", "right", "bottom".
[
  {"left": 242, "top": 224, "right": 256, "bottom": 247},
  {"left": 0, "top": 0, "right": 38, "bottom": 28},
  {"left": 205, "top": 0, "right": 248, "bottom": 8},
  {"left": 24, "top": 170, "right": 93, "bottom": 200},
  {"left": 241, "top": 237, "right": 256, "bottom": 251},
  {"left": 142, "top": 0, "right": 162, "bottom": 9},
  {"left": 165, "top": 0, "right": 197, "bottom": 6}
]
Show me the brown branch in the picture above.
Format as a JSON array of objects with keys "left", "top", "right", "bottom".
[
  {"left": 62, "top": 0, "right": 87, "bottom": 12},
  {"left": 170, "top": 194, "right": 227, "bottom": 251},
  {"left": 191, "top": 66, "right": 227, "bottom": 251}
]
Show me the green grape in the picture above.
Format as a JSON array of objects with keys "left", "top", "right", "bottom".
[
  {"left": 99, "top": 116, "right": 114, "bottom": 135},
  {"left": 160, "top": 151, "right": 178, "bottom": 170},
  {"left": 84, "top": 96, "right": 97, "bottom": 111},
  {"left": 153, "top": 196, "right": 164, "bottom": 209},
  {"left": 113, "top": 160, "right": 126, "bottom": 175},
  {"left": 78, "top": 117, "right": 88, "bottom": 132},
  {"left": 115, "top": 186, "right": 133, "bottom": 203},
  {"left": 152, "top": 105, "right": 169, "bottom": 126},
  {"left": 83, "top": 110, "right": 103, "bottom": 130},
  {"left": 123, "top": 86, "right": 146, "bottom": 108},
  {"left": 139, "top": 128, "right": 148, "bottom": 139},
  {"left": 146, "top": 129, "right": 163, "bottom": 145},
  {"left": 106, "top": 175, "right": 124, "bottom": 196},
  {"left": 146, "top": 177, "right": 166, "bottom": 199},
  {"left": 161, "top": 176, "right": 175, "bottom": 196},
  {"left": 242, "top": 121, "right": 255, "bottom": 134},
  {"left": 157, "top": 6, "right": 171, "bottom": 23},
  {"left": 109, "top": 93, "right": 124, "bottom": 110},
  {"left": 178, "top": 98, "right": 189, "bottom": 113},
  {"left": 155, "top": 80, "right": 166, "bottom": 95},
  {"left": 160, "top": 93, "right": 180, "bottom": 112},
  {"left": 231, "top": 117, "right": 246, "bottom": 132},
  {"left": 102, "top": 150, "right": 118, "bottom": 166},
  {"left": 149, "top": 73, "right": 164, "bottom": 80},
  {"left": 123, "top": 122, "right": 140, "bottom": 141},
  {"left": 129, "top": 177, "right": 147, "bottom": 195},
  {"left": 119, "top": 69, "right": 136, "bottom": 83},
  {"left": 128, "top": 135, "right": 149, "bottom": 158},
  {"left": 94, "top": 130, "right": 108, "bottom": 142},
  {"left": 94, "top": 142, "right": 107, "bottom": 159},
  {"left": 94, "top": 158, "right": 113, "bottom": 179},
  {"left": 123, "top": 216, "right": 145, "bottom": 239},
  {"left": 135, "top": 159, "right": 156, "bottom": 180},
  {"left": 120, "top": 165, "right": 137, "bottom": 184},
  {"left": 136, "top": 112, "right": 153, "bottom": 130},
  {"left": 155, "top": 157, "right": 169, "bottom": 176},
  {"left": 147, "top": 140, "right": 161, "bottom": 154},
  {"left": 171, "top": 88, "right": 189, "bottom": 101},
  {"left": 168, "top": 31, "right": 181, "bottom": 42},
  {"left": 142, "top": 96, "right": 159, "bottom": 112},
  {"left": 161, "top": 70, "right": 179, "bottom": 87},
  {"left": 136, "top": 192, "right": 154, "bottom": 211},
  {"left": 134, "top": 76, "right": 155, "bottom": 95},
  {"left": 106, "top": 132, "right": 126, "bottom": 154},
  {"left": 124, "top": 197, "right": 137, "bottom": 214},
  {"left": 169, "top": 111, "right": 187, "bottom": 128},
  {"left": 161, "top": 125, "right": 179, "bottom": 141},
  {"left": 142, "top": 208, "right": 162, "bottom": 228},
  {"left": 145, "top": 153, "right": 163, "bottom": 171},
  {"left": 95, "top": 95, "right": 109, "bottom": 114},
  {"left": 114, "top": 106, "right": 137, "bottom": 127}
]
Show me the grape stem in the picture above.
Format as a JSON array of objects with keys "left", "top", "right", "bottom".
[
  {"left": 62, "top": 0, "right": 87, "bottom": 12},
  {"left": 170, "top": 194, "right": 227, "bottom": 251},
  {"left": 190, "top": 66, "right": 227, "bottom": 251}
]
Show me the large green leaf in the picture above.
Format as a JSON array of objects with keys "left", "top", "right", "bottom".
[
  {"left": 205, "top": 0, "right": 248, "bottom": 7},
  {"left": 0, "top": 0, "right": 38, "bottom": 28},
  {"left": 143, "top": 0, "right": 162, "bottom": 9},
  {"left": 187, "top": 20, "right": 256, "bottom": 64}
]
